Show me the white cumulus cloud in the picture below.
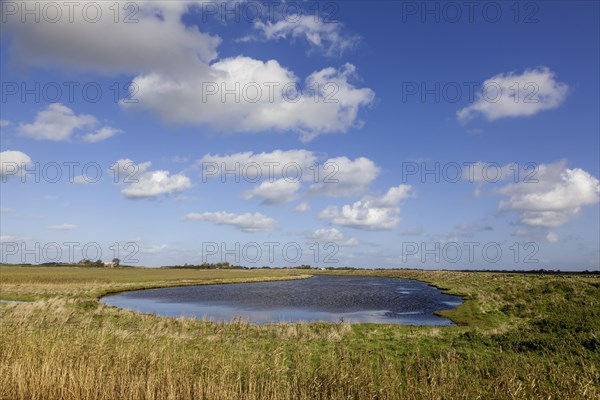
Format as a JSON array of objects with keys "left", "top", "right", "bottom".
[
  {"left": 17, "top": 103, "right": 121, "bottom": 142},
  {"left": 1, "top": 150, "right": 32, "bottom": 179},
  {"left": 110, "top": 159, "right": 152, "bottom": 183},
  {"left": 140, "top": 244, "right": 169, "bottom": 254},
  {"left": 2, "top": 2, "right": 374, "bottom": 142},
  {"left": 2, "top": 1, "right": 220, "bottom": 75},
  {"left": 122, "top": 170, "right": 192, "bottom": 199},
  {"left": 200, "top": 149, "right": 317, "bottom": 180},
  {"left": 309, "top": 228, "right": 359, "bottom": 247},
  {"left": 48, "top": 224, "right": 77, "bottom": 231},
  {"left": 0, "top": 234, "right": 31, "bottom": 242},
  {"left": 184, "top": 211, "right": 276, "bottom": 232},
  {"left": 72, "top": 175, "right": 95, "bottom": 185},
  {"left": 246, "top": 15, "right": 360, "bottom": 57},
  {"left": 498, "top": 161, "right": 599, "bottom": 228},
  {"left": 295, "top": 202, "right": 311, "bottom": 212},
  {"left": 200, "top": 150, "right": 380, "bottom": 199},
  {"left": 309, "top": 156, "right": 380, "bottom": 197},
  {"left": 546, "top": 232, "right": 559, "bottom": 243},
  {"left": 82, "top": 127, "right": 122, "bottom": 143},
  {"left": 243, "top": 179, "right": 300, "bottom": 204},
  {"left": 127, "top": 60, "right": 374, "bottom": 142},
  {"left": 17, "top": 103, "right": 96, "bottom": 141},
  {"left": 457, "top": 67, "right": 568, "bottom": 123},
  {"left": 319, "top": 185, "right": 413, "bottom": 230},
  {"left": 113, "top": 158, "right": 190, "bottom": 199}
]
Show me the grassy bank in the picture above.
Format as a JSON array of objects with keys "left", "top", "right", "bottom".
[{"left": 1, "top": 265, "right": 598, "bottom": 399}]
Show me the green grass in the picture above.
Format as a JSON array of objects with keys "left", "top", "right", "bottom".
[{"left": 1, "top": 265, "right": 599, "bottom": 399}]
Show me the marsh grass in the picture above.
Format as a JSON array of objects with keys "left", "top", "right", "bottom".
[{"left": 1, "top": 266, "right": 598, "bottom": 399}]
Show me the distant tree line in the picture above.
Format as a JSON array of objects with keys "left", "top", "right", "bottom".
[
  {"left": 162, "top": 263, "right": 360, "bottom": 270},
  {"left": 162, "top": 262, "right": 247, "bottom": 270},
  {"left": 2, "top": 261, "right": 597, "bottom": 274},
  {"left": 28, "top": 258, "right": 122, "bottom": 268},
  {"left": 445, "top": 268, "right": 600, "bottom": 275},
  {"left": 368, "top": 267, "right": 599, "bottom": 275}
]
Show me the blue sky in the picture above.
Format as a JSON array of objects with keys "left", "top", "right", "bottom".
[{"left": 1, "top": 1, "right": 598, "bottom": 270}]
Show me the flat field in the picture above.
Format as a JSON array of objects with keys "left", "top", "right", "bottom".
[{"left": 1, "top": 265, "right": 598, "bottom": 399}]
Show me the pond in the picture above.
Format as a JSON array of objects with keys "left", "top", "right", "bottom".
[{"left": 101, "top": 275, "right": 463, "bottom": 325}]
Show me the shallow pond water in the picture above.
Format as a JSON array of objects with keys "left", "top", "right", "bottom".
[
  {"left": 101, "top": 275, "right": 462, "bottom": 325},
  {"left": 0, "top": 300, "right": 31, "bottom": 305}
]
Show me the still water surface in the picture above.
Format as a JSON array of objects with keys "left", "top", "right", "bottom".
[{"left": 102, "top": 275, "right": 462, "bottom": 325}]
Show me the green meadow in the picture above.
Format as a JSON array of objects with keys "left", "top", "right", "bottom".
[{"left": 1, "top": 265, "right": 598, "bottom": 399}]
